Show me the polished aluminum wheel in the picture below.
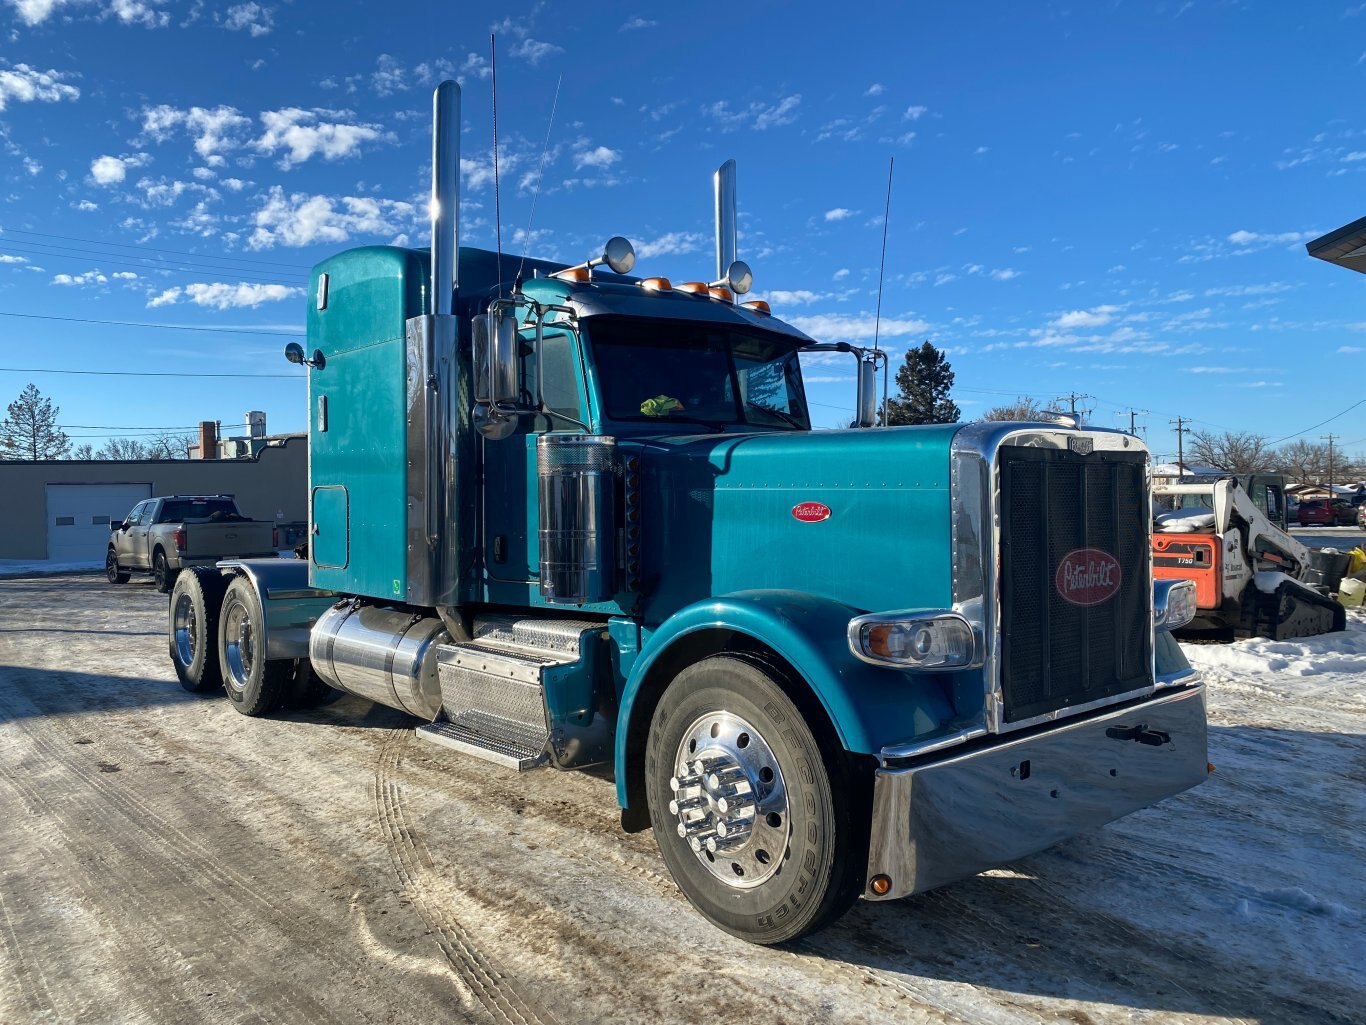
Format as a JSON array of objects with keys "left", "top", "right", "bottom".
[
  {"left": 669, "top": 711, "right": 790, "bottom": 889},
  {"left": 221, "top": 598, "right": 255, "bottom": 691},
  {"left": 172, "top": 593, "right": 198, "bottom": 667}
]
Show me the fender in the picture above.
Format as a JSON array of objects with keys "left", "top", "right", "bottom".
[
  {"left": 217, "top": 558, "right": 337, "bottom": 661},
  {"left": 614, "top": 589, "right": 958, "bottom": 807}
]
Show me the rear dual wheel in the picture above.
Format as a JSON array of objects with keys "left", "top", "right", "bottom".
[
  {"left": 169, "top": 568, "right": 227, "bottom": 693},
  {"left": 645, "top": 656, "right": 869, "bottom": 945},
  {"left": 218, "top": 576, "right": 292, "bottom": 717}
]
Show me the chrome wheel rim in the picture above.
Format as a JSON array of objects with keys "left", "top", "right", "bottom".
[
  {"left": 670, "top": 711, "right": 790, "bottom": 889},
  {"left": 172, "top": 593, "right": 197, "bottom": 665},
  {"left": 222, "top": 598, "right": 254, "bottom": 691}
]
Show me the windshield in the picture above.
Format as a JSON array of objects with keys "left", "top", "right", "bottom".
[{"left": 589, "top": 316, "right": 811, "bottom": 430}]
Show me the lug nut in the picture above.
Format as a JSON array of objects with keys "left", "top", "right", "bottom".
[
  {"left": 669, "top": 772, "right": 702, "bottom": 792},
  {"left": 669, "top": 794, "right": 707, "bottom": 815},
  {"left": 716, "top": 793, "right": 753, "bottom": 815},
  {"left": 715, "top": 818, "right": 752, "bottom": 842},
  {"left": 706, "top": 767, "right": 746, "bottom": 789},
  {"left": 705, "top": 833, "right": 749, "bottom": 854},
  {"left": 678, "top": 818, "right": 716, "bottom": 840}
]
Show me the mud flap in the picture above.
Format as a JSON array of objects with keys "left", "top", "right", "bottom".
[{"left": 1237, "top": 581, "right": 1346, "bottom": 640}]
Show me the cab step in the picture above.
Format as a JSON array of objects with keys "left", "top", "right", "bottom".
[{"left": 414, "top": 616, "right": 605, "bottom": 771}]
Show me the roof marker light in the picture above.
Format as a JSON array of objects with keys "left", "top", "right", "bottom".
[
  {"left": 741, "top": 299, "right": 771, "bottom": 316},
  {"left": 708, "top": 286, "right": 734, "bottom": 302},
  {"left": 676, "top": 281, "right": 709, "bottom": 295},
  {"left": 641, "top": 277, "right": 673, "bottom": 292}
]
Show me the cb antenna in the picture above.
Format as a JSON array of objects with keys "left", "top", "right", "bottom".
[
  {"left": 873, "top": 156, "right": 894, "bottom": 426},
  {"left": 516, "top": 72, "right": 564, "bottom": 288},
  {"left": 491, "top": 33, "right": 503, "bottom": 296}
]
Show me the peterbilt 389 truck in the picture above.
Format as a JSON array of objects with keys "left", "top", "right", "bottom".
[{"left": 166, "top": 80, "right": 1209, "bottom": 944}]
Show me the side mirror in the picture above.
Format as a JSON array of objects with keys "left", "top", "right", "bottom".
[
  {"left": 471, "top": 310, "right": 519, "bottom": 440},
  {"left": 489, "top": 309, "right": 518, "bottom": 405},
  {"left": 856, "top": 358, "right": 878, "bottom": 428},
  {"left": 284, "top": 342, "right": 305, "bottom": 364}
]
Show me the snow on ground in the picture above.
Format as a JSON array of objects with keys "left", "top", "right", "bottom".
[{"left": 0, "top": 559, "right": 102, "bottom": 579}]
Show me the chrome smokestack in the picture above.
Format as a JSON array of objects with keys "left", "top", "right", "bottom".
[
  {"left": 714, "top": 158, "right": 737, "bottom": 282},
  {"left": 431, "top": 81, "right": 460, "bottom": 315}
]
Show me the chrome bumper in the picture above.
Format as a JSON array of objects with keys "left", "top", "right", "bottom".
[{"left": 863, "top": 683, "right": 1208, "bottom": 900}]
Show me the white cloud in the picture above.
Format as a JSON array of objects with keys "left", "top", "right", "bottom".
[
  {"left": 248, "top": 186, "right": 416, "bottom": 249},
  {"left": 1337, "top": 345, "right": 1364, "bottom": 354},
  {"left": 510, "top": 38, "right": 563, "bottom": 65},
  {"left": 111, "top": 270, "right": 138, "bottom": 280},
  {"left": 222, "top": 2, "right": 272, "bottom": 36},
  {"left": 620, "top": 16, "right": 655, "bottom": 30},
  {"left": 990, "top": 268, "right": 1020, "bottom": 281},
  {"left": 147, "top": 281, "right": 302, "bottom": 309},
  {"left": 833, "top": 268, "right": 850, "bottom": 280},
  {"left": 0, "top": 63, "right": 80, "bottom": 111},
  {"left": 760, "top": 290, "right": 831, "bottom": 306},
  {"left": 0, "top": 254, "right": 28, "bottom": 264},
  {"left": 75, "top": 199, "right": 98, "bottom": 211},
  {"left": 460, "top": 52, "right": 492, "bottom": 80},
  {"left": 974, "top": 145, "right": 990, "bottom": 155},
  {"left": 105, "top": 0, "right": 168, "bottom": 28},
  {"left": 903, "top": 105, "right": 928, "bottom": 120},
  {"left": 634, "top": 231, "right": 706, "bottom": 259},
  {"left": 705, "top": 94, "right": 801, "bottom": 132},
  {"left": 140, "top": 104, "right": 252, "bottom": 161},
  {"left": 786, "top": 312, "right": 930, "bottom": 342},
  {"left": 254, "top": 108, "right": 388, "bottom": 168},
  {"left": 89, "top": 152, "right": 150, "bottom": 185},
  {"left": 1226, "top": 229, "right": 1317, "bottom": 245},
  {"left": 1204, "top": 282, "right": 1292, "bottom": 297},
  {"left": 574, "top": 145, "right": 620, "bottom": 170},
  {"left": 1052, "top": 304, "right": 1121, "bottom": 329},
  {"left": 824, "top": 208, "right": 855, "bottom": 222},
  {"left": 52, "top": 270, "right": 108, "bottom": 286},
  {"left": 865, "top": 83, "right": 885, "bottom": 96},
  {"left": 18, "top": 0, "right": 168, "bottom": 28}
]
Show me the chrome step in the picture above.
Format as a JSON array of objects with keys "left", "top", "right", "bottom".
[{"left": 416, "top": 620, "right": 605, "bottom": 772}]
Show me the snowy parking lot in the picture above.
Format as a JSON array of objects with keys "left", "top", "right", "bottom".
[{"left": 0, "top": 574, "right": 1362, "bottom": 1025}]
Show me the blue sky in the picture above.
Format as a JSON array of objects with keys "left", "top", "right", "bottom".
[{"left": 1, "top": 0, "right": 1364, "bottom": 463}]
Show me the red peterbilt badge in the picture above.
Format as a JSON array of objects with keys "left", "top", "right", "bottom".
[
  {"left": 791, "top": 501, "right": 832, "bottom": 523},
  {"left": 1055, "top": 548, "right": 1122, "bottom": 606}
]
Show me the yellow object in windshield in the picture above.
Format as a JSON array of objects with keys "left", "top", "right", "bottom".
[{"left": 640, "top": 395, "right": 685, "bottom": 416}]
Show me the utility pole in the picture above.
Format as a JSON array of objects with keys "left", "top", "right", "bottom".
[
  {"left": 1322, "top": 433, "right": 1338, "bottom": 501},
  {"left": 1170, "top": 416, "right": 1190, "bottom": 474},
  {"left": 1060, "top": 391, "right": 1091, "bottom": 422},
  {"left": 1122, "top": 408, "right": 1148, "bottom": 437}
]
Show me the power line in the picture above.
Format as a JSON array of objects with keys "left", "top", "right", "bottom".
[
  {"left": 0, "top": 225, "right": 307, "bottom": 271},
  {"left": 0, "top": 366, "right": 301, "bottom": 379},
  {"left": 0, "top": 310, "right": 303, "bottom": 337},
  {"left": 0, "top": 242, "right": 308, "bottom": 287},
  {"left": 1266, "top": 397, "right": 1366, "bottom": 445}
]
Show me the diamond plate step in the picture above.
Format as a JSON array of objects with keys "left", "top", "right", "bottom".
[{"left": 415, "top": 717, "right": 547, "bottom": 770}]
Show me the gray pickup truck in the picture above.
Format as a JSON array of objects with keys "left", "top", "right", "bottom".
[{"left": 106, "top": 495, "right": 278, "bottom": 593}]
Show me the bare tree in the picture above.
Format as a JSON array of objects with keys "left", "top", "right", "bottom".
[
  {"left": 0, "top": 383, "right": 71, "bottom": 460},
  {"left": 981, "top": 396, "right": 1049, "bottom": 422},
  {"left": 146, "top": 431, "right": 195, "bottom": 460},
  {"left": 1274, "top": 439, "right": 1330, "bottom": 485},
  {"left": 98, "top": 437, "right": 153, "bottom": 460},
  {"left": 1188, "top": 430, "right": 1275, "bottom": 473},
  {"left": 71, "top": 442, "right": 96, "bottom": 460}
]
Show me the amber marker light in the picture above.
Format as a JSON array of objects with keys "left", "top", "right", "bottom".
[
  {"left": 742, "top": 299, "right": 771, "bottom": 316},
  {"left": 870, "top": 875, "right": 892, "bottom": 896},
  {"left": 676, "top": 281, "right": 709, "bottom": 294},
  {"left": 1207, "top": 762, "right": 1216, "bottom": 773},
  {"left": 558, "top": 267, "right": 590, "bottom": 282},
  {"left": 707, "top": 286, "right": 734, "bottom": 302},
  {"left": 640, "top": 277, "right": 673, "bottom": 292}
]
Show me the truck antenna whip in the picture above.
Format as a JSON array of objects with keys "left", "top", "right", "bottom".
[
  {"left": 491, "top": 33, "right": 504, "bottom": 296},
  {"left": 515, "top": 72, "right": 563, "bottom": 289},
  {"left": 873, "top": 156, "right": 894, "bottom": 426}
]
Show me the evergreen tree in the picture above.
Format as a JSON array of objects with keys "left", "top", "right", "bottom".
[
  {"left": 0, "top": 383, "right": 70, "bottom": 460},
  {"left": 883, "top": 341, "right": 960, "bottom": 425}
]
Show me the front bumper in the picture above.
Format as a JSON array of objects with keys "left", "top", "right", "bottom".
[{"left": 863, "top": 683, "right": 1208, "bottom": 900}]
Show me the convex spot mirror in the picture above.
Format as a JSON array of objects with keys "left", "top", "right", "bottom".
[
  {"left": 601, "top": 236, "right": 635, "bottom": 275},
  {"left": 721, "top": 260, "right": 753, "bottom": 296}
]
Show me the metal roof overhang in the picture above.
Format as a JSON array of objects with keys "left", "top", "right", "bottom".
[{"left": 1306, "top": 216, "right": 1366, "bottom": 274}]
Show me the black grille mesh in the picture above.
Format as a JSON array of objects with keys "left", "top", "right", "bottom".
[{"left": 999, "top": 446, "right": 1151, "bottom": 724}]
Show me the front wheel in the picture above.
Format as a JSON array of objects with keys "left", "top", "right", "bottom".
[
  {"left": 645, "top": 655, "right": 869, "bottom": 945},
  {"left": 218, "top": 576, "right": 292, "bottom": 717},
  {"left": 106, "top": 548, "right": 130, "bottom": 584}
]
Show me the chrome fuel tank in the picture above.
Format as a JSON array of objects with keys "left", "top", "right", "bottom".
[{"left": 309, "top": 602, "right": 448, "bottom": 720}]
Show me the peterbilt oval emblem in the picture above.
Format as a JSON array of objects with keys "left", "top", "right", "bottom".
[
  {"left": 1055, "top": 548, "right": 1121, "bottom": 606},
  {"left": 792, "top": 502, "right": 831, "bottom": 523}
]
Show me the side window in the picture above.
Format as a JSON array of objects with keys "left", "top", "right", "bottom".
[
  {"left": 128, "top": 502, "right": 148, "bottom": 526},
  {"left": 522, "top": 329, "right": 583, "bottom": 422}
]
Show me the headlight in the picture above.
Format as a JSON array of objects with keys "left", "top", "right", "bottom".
[
  {"left": 1154, "top": 579, "right": 1197, "bottom": 632},
  {"left": 848, "top": 611, "right": 979, "bottom": 670}
]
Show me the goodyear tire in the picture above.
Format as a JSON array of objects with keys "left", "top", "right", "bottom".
[
  {"left": 217, "top": 575, "right": 292, "bottom": 717},
  {"left": 106, "top": 548, "right": 130, "bottom": 585},
  {"left": 169, "top": 568, "right": 227, "bottom": 693},
  {"left": 152, "top": 549, "right": 177, "bottom": 594},
  {"left": 645, "top": 655, "right": 869, "bottom": 944}
]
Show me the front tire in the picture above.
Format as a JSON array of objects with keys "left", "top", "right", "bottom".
[
  {"left": 169, "top": 568, "right": 227, "bottom": 693},
  {"left": 645, "top": 655, "right": 869, "bottom": 945},
  {"left": 218, "top": 575, "right": 291, "bottom": 717},
  {"left": 106, "top": 548, "right": 130, "bottom": 585}
]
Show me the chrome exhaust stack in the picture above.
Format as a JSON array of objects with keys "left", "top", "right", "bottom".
[
  {"left": 712, "top": 159, "right": 752, "bottom": 295},
  {"left": 431, "top": 80, "right": 460, "bottom": 314}
]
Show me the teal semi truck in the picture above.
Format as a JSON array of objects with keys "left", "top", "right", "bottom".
[{"left": 167, "top": 81, "right": 1209, "bottom": 944}]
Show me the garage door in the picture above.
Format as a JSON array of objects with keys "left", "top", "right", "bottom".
[{"left": 45, "top": 483, "right": 152, "bottom": 563}]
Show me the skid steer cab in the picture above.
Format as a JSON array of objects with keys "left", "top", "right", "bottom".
[{"left": 165, "top": 79, "right": 1210, "bottom": 945}]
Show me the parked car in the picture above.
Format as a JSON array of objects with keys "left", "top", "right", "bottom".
[
  {"left": 106, "top": 495, "right": 278, "bottom": 592},
  {"left": 1297, "top": 499, "right": 1356, "bottom": 527}
]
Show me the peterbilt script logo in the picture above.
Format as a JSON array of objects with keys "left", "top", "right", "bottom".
[
  {"left": 1055, "top": 548, "right": 1122, "bottom": 606},
  {"left": 791, "top": 502, "right": 832, "bottom": 523}
]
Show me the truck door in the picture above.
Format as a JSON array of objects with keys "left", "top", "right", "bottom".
[
  {"left": 483, "top": 327, "right": 588, "bottom": 586},
  {"left": 130, "top": 500, "right": 156, "bottom": 568}
]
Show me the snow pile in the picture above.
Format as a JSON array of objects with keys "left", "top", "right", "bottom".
[
  {"left": 1154, "top": 506, "right": 1216, "bottom": 532},
  {"left": 1184, "top": 608, "right": 1366, "bottom": 681},
  {"left": 0, "top": 559, "right": 103, "bottom": 579}
]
